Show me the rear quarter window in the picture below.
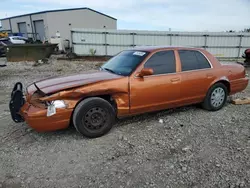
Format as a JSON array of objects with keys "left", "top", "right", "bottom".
[
  {"left": 179, "top": 50, "right": 211, "bottom": 71},
  {"left": 194, "top": 51, "right": 211, "bottom": 69}
]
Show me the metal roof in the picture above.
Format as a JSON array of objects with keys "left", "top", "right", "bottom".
[{"left": 0, "top": 7, "right": 117, "bottom": 21}]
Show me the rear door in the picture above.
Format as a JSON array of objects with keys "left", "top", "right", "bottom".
[{"left": 178, "top": 50, "right": 215, "bottom": 104}]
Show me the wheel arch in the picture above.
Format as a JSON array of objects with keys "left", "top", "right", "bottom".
[
  {"left": 208, "top": 77, "right": 231, "bottom": 94},
  {"left": 69, "top": 94, "right": 118, "bottom": 127},
  {"left": 74, "top": 94, "right": 117, "bottom": 113},
  {"left": 202, "top": 78, "right": 230, "bottom": 111}
]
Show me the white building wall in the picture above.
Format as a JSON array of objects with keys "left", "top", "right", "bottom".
[
  {"left": 1, "top": 19, "right": 11, "bottom": 31},
  {"left": 9, "top": 16, "right": 32, "bottom": 33},
  {"left": 46, "top": 9, "right": 117, "bottom": 42},
  {"left": 0, "top": 8, "right": 117, "bottom": 42},
  {"left": 0, "top": 13, "right": 48, "bottom": 39},
  {"left": 31, "top": 13, "right": 49, "bottom": 40}
]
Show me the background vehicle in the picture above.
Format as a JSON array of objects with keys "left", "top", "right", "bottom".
[
  {"left": 242, "top": 49, "right": 250, "bottom": 65},
  {"left": 8, "top": 36, "right": 28, "bottom": 44},
  {"left": 9, "top": 47, "right": 249, "bottom": 138}
]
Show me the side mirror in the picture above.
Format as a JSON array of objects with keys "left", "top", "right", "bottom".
[{"left": 136, "top": 68, "right": 153, "bottom": 77}]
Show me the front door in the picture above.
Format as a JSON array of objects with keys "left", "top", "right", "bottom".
[{"left": 130, "top": 50, "right": 181, "bottom": 114}]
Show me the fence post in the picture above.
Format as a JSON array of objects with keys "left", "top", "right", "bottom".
[
  {"left": 237, "top": 35, "right": 243, "bottom": 59},
  {"left": 131, "top": 33, "right": 136, "bottom": 48},
  {"left": 104, "top": 31, "right": 108, "bottom": 56},
  {"left": 203, "top": 34, "right": 208, "bottom": 49},
  {"left": 169, "top": 34, "right": 172, "bottom": 46},
  {"left": 132, "top": 33, "right": 135, "bottom": 47},
  {"left": 71, "top": 30, "right": 74, "bottom": 52}
]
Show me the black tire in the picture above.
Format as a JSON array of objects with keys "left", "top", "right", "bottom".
[
  {"left": 73, "top": 97, "right": 116, "bottom": 138},
  {"left": 202, "top": 83, "right": 228, "bottom": 111}
]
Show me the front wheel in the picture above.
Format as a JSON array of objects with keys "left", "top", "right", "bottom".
[
  {"left": 202, "top": 83, "right": 228, "bottom": 111},
  {"left": 73, "top": 97, "right": 116, "bottom": 138}
]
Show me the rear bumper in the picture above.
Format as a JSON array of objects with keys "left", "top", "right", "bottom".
[
  {"left": 230, "top": 77, "right": 249, "bottom": 95},
  {"left": 20, "top": 102, "right": 73, "bottom": 132}
]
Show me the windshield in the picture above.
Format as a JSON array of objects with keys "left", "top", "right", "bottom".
[{"left": 101, "top": 50, "right": 149, "bottom": 76}]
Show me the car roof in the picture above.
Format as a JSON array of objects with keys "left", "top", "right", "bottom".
[{"left": 132, "top": 46, "right": 203, "bottom": 52}]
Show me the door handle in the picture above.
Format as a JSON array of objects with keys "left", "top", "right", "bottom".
[{"left": 171, "top": 78, "right": 180, "bottom": 83}]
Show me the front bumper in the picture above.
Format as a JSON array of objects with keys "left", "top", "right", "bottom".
[
  {"left": 20, "top": 102, "right": 73, "bottom": 132},
  {"left": 9, "top": 82, "right": 25, "bottom": 123},
  {"left": 10, "top": 82, "right": 73, "bottom": 132}
]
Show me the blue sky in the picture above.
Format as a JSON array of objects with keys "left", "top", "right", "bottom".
[{"left": 0, "top": 0, "right": 250, "bottom": 31}]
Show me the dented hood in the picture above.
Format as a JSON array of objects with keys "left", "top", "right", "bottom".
[{"left": 34, "top": 70, "right": 122, "bottom": 94}]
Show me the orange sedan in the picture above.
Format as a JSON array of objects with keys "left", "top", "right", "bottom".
[{"left": 9, "top": 46, "right": 249, "bottom": 138}]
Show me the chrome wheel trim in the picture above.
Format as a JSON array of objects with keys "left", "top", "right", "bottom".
[{"left": 210, "top": 87, "right": 225, "bottom": 108}]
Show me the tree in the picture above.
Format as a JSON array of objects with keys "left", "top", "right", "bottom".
[{"left": 243, "top": 28, "right": 250, "bottom": 32}]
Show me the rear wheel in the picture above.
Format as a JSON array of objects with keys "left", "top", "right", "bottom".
[
  {"left": 202, "top": 83, "right": 228, "bottom": 111},
  {"left": 73, "top": 97, "right": 116, "bottom": 138}
]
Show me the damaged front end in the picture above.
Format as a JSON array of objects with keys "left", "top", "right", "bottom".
[
  {"left": 9, "top": 82, "right": 48, "bottom": 123},
  {"left": 9, "top": 75, "right": 129, "bottom": 132},
  {"left": 9, "top": 82, "right": 74, "bottom": 132},
  {"left": 9, "top": 80, "right": 90, "bottom": 125}
]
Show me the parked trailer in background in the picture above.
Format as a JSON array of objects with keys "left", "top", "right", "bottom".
[
  {"left": 71, "top": 28, "right": 250, "bottom": 59},
  {"left": 4, "top": 43, "right": 58, "bottom": 62}
]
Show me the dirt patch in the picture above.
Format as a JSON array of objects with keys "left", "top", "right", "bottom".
[{"left": 0, "top": 58, "right": 250, "bottom": 188}]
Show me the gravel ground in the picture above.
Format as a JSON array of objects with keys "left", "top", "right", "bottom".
[{"left": 0, "top": 57, "right": 250, "bottom": 188}]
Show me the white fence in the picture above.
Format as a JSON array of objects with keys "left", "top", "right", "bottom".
[{"left": 71, "top": 28, "right": 250, "bottom": 58}]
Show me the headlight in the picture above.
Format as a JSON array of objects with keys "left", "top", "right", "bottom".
[
  {"left": 46, "top": 100, "right": 67, "bottom": 117},
  {"left": 52, "top": 100, "right": 67, "bottom": 108}
]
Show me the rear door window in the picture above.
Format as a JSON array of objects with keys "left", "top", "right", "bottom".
[
  {"left": 179, "top": 50, "right": 211, "bottom": 71},
  {"left": 144, "top": 50, "right": 176, "bottom": 75}
]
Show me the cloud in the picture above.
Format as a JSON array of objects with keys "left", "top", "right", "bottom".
[
  {"left": 1, "top": 0, "right": 250, "bottom": 31},
  {"left": 114, "top": 0, "right": 250, "bottom": 31}
]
